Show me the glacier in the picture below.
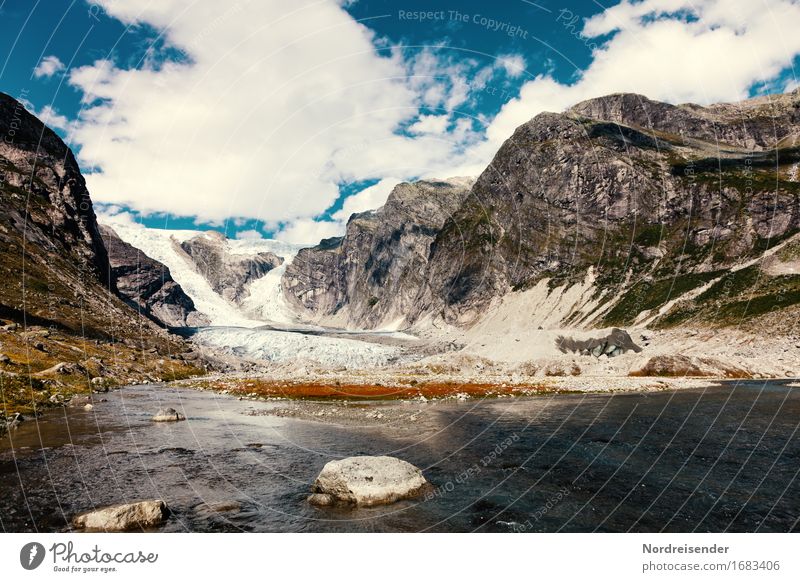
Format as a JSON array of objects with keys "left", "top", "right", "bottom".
[
  {"left": 99, "top": 216, "right": 411, "bottom": 365},
  {"left": 101, "top": 217, "right": 304, "bottom": 327}
]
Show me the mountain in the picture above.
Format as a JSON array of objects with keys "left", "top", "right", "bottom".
[
  {"left": 100, "top": 225, "right": 208, "bottom": 328},
  {"left": 282, "top": 178, "right": 473, "bottom": 329},
  {"left": 179, "top": 231, "right": 283, "bottom": 304},
  {"left": 0, "top": 92, "right": 202, "bottom": 414},
  {"left": 283, "top": 91, "right": 800, "bottom": 338}
]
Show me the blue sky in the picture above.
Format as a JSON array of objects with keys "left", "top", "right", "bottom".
[{"left": 1, "top": 0, "right": 799, "bottom": 241}]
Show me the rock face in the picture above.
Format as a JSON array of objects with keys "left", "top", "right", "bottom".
[
  {"left": 100, "top": 225, "right": 208, "bottom": 328},
  {"left": 0, "top": 93, "right": 203, "bottom": 413},
  {"left": 283, "top": 178, "right": 473, "bottom": 328},
  {"left": 0, "top": 91, "right": 186, "bottom": 344},
  {"left": 72, "top": 500, "right": 167, "bottom": 531},
  {"left": 413, "top": 90, "right": 800, "bottom": 326},
  {"left": 308, "top": 456, "right": 430, "bottom": 506},
  {"left": 180, "top": 231, "right": 282, "bottom": 303},
  {"left": 0, "top": 93, "right": 109, "bottom": 281},
  {"left": 284, "top": 90, "right": 800, "bottom": 332}
]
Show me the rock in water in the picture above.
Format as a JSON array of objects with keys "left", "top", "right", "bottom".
[
  {"left": 72, "top": 500, "right": 167, "bottom": 531},
  {"left": 152, "top": 407, "right": 186, "bottom": 422},
  {"left": 308, "top": 456, "right": 430, "bottom": 507}
]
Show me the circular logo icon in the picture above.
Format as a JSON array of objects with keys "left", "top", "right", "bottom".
[{"left": 20, "top": 542, "right": 46, "bottom": 570}]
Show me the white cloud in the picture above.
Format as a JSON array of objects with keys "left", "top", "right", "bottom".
[
  {"left": 332, "top": 177, "right": 401, "bottom": 221},
  {"left": 495, "top": 54, "right": 527, "bottom": 78},
  {"left": 407, "top": 114, "right": 449, "bottom": 135},
  {"left": 277, "top": 218, "right": 342, "bottom": 244},
  {"left": 68, "top": 1, "right": 496, "bottom": 239},
  {"left": 70, "top": 1, "right": 410, "bottom": 222},
  {"left": 235, "top": 229, "right": 264, "bottom": 240},
  {"left": 20, "top": 99, "right": 71, "bottom": 133},
  {"left": 66, "top": 0, "right": 800, "bottom": 248},
  {"left": 33, "top": 55, "right": 65, "bottom": 78},
  {"left": 37, "top": 105, "right": 70, "bottom": 132}
]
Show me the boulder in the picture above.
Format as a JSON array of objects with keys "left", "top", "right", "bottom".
[
  {"left": 67, "top": 394, "right": 92, "bottom": 407},
  {"left": 72, "top": 500, "right": 168, "bottom": 531},
  {"left": 629, "top": 355, "right": 751, "bottom": 378},
  {"left": 152, "top": 407, "right": 186, "bottom": 422},
  {"left": 308, "top": 456, "right": 430, "bottom": 507}
]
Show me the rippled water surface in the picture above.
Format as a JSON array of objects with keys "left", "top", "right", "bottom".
[{"left": 1, "top": 381, "right": 798, "bottom": 532}]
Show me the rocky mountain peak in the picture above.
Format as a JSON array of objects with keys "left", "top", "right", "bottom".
[
  {"left": 282, "top": 178, "right": 473, "bottom": 328},
  {"left": 0, "top": 92, "right": 109, "bottom": 279},
  {"left": 282, "top": 89, "right": 800, "bottom": 334}
]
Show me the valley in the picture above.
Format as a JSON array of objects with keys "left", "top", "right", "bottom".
[{"left": 2, "top": 87, "right": 800, "bottom": 533}]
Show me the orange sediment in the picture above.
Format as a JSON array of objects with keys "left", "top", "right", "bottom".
[{"left": 195, "top": 379, "right": 555, "bottom": 400}]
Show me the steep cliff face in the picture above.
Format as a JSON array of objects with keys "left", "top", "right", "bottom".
[
  {"left": 179, "top": 231, "right": 283, "bottom": 304},
  {"left": 0, "top": 92, "right": 133, "bottom": 337},
  {"left": 412, "top": 90, "right": 800, "bottom": 328},
  {"left": 100, "top": 225, "right": 209, "bottom": 328},
  {"left": 283, "top": 91, "right": 800, "bottom": 332},
  {"left": 282, "top": 178, "right": 473, "bottom": 328},
  {"left": 0, "top": 92, "right": 202, "bottom": 413},
  {"left": 0, "top": 93, "right": 109, "bottom": 285}
]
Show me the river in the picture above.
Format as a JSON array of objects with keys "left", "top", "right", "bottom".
[{"left": 1, "top": 381, "right": 798, "bottom": 532}]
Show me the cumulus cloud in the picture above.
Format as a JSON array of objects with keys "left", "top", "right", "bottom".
[
  {"left": 495, "top": 54, "right": 527, "bottom": 78},
  {"left": 68, "top": 0, "right": 492, "bottom": 233},
  {"left": 332, "top": 177, "right": 401, "bottom": 221},
  {"left": 277, "top": 217, "right": 343, "bottom": 244},
  {"left": 235, "top": 229, "right": 264, "bottom": 241},
  {"left": 65, "top": 0, "right": 800, "bottom": 246},
  {"left": 37, "top": 105, "right": 71, "bottom": 132},
  {"left": 33, "top": 55, "right": 65, "bottom": 78},
  {"left": 20, "top": 100, "right": 71, "bottom": 133},
  {"left": 407, "top": 115, "right": 449, "bottom": 135}
]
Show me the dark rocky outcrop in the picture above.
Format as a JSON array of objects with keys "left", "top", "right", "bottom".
[
  {"left": 556, "top": 328, "right": 642, "bottom": 357},
  {"left": 282, "top": 178, "right": 473, "bottom": 328},
  {"left": 0, "top": 91, "right": 159, "bottom": 338},
  {"left": 180, "top": 231, "right": 282, "bottom": 303},
  {"left": 0, "top": 93, "right": 109, "bottom": 281},
  {"left": 100, "top": 225, "right": 208, "bottom": 328}
]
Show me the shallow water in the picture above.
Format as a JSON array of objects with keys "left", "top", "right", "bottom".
[{"left": 1, "top": 381, "right": 798, "bottom": 532}]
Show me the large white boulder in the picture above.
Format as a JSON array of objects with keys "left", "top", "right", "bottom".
[
  {"left": 152, "top": 407, "right": 185, "bottom": 422},
  {"left": 308, "top": 456, "right": 430, "bottom": 507},
  {"left": 72, "top": 500, "right": 167, "bottom": 531}
]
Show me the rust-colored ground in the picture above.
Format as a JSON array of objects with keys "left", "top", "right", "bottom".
[{"left": 197, "top": 378, "right": 555, "bottom": 400}]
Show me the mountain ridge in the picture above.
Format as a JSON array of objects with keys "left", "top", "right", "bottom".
[{"left": 283, "top": 90, "right": 800, "bottom": 338}]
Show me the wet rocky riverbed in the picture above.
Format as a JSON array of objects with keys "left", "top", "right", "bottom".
[{"left": 1, "top": 381, "right": 798, "bottom": 532}]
